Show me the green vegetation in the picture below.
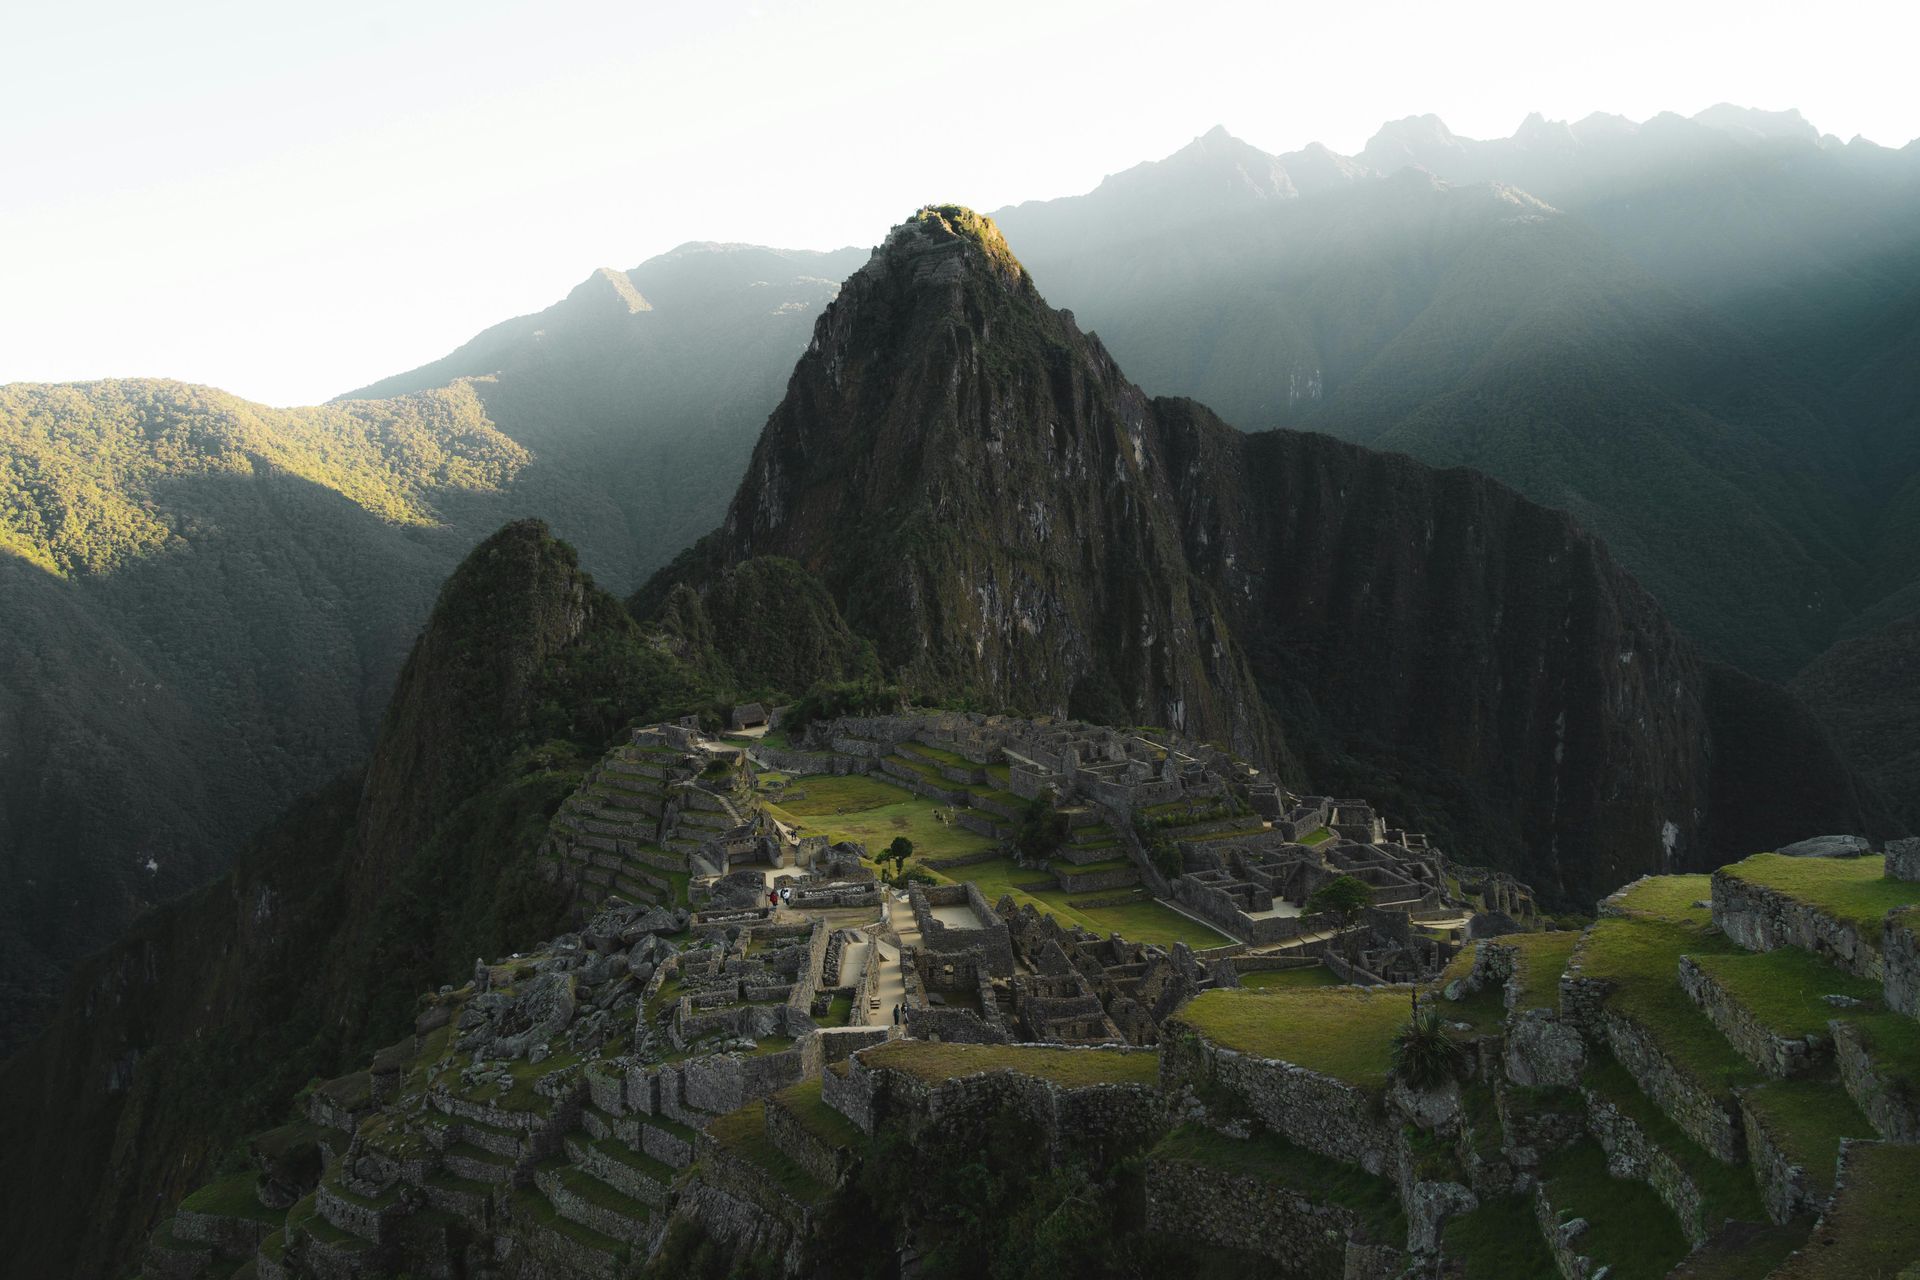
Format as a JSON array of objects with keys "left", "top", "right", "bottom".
[
  {"left": 1577, "top": 908, "right": 1761, "bottom": 1095},
  {"left": 1308, "top": 875, "right": 1373, "bottom": 930},
  {"left": 861, "top": 1040, "right": 1159, "bottom": 1088},
  {"left": 1390, "top": 1007, "right": 1469, "bottom": 1089},
  {"left": 1016, "top": 789, "right": 1071, "bottom": 860},
  {"left": 1441, "top": 1193, "right": 1558, "bottom": 1279},
  {"left": 1540, "top": 1140, "right": 1691, "bottom": 1279},
  {"left": 926, "top": 857, "right": 1226, "bottom": 947},
  {"left": 1581, "top": 1054, "right": 1768, "bottom": 1225},
  {"left": 1717, "top": 854, "right": 1920, "bottom": 937},
  {"left": 707, "top": 1101, "right": 832, "bottom": 1203},
  {"left": 1608, "top": 874, "right": 1715, "bottom": 924},
  {"left": 1741, "top": 1079, "right": 1874, "bottom": 1199},
  {"left": 1770, "top": 1141, "right": 1920, "bottom": 1279},
  {"left": 1178, "top": 988, "right": 1412, "bottom": 1090},
  {"left": 773, "top": 1079, "right": 863, "bottom": 1150},
  {"left": 780, "top": 679, "right": 902, "bottom": 735},
  {"left": 1690, "top": 947, "right": 1883, "bottom": 1040},
  {"left": 766, "top": 775, "right": 995, "bottom": 862},
  {"left": 1151, "top": 1123, "right": 1405, "bottom": 1241},
  {"left": 177, "top": 1171, "right": 280, "bottom": 1222},
  {"left": 1236, "top": 965, "right": 1341, "bottom": 989},
  {"left": 1507, "top": 931, "right": 1580, "bottom": 1011}
]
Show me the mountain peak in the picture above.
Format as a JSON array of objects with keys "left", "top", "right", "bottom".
[
  {"left": 565, "top": 266, "right": 652, "bottom": 315},
  {"left": 872, "top": 205, "right": 1029, "bottom": 290}
]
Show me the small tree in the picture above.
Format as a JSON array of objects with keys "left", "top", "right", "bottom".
[
  {"left": 1307, "top": 874, "right": 1372, "bottom": 959},
  {"left": 882, "top": 836, "right": 914, "bottom": 880},
  {"left": 1015, "top": 789, "right": 1070, "bottom": 863}
]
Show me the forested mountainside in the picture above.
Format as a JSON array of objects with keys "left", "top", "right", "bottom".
[
  {"left": 0, "top": 247, "right": 854, "bottom": 1055},
  {"left": 0, "top": 519, "right": 872, "bottom": 1277},
  {"left": 644, "top": 206, "right": 1876, "bottom": 905}
]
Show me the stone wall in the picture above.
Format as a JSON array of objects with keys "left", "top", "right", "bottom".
[
  {"left": 1884, "top": 837, "right": 1920, "bottom": 883},
  {"left": 1677, "top": 955, "right": 1825, "bottom": 1078},
  {"left": 1712, "top": 869, "right": 1882, "bottom": 979},
  {"left": 1144, "top": 1150, "right": 1389, "bottom": 1275},
  {"left": 1054, "top": 863, "right": 1141, "bottom": 894},
  {"left": 1830, "top": 1018, "right": 1920, "bottom": 1141},
  {"left": 765, "top": 1094, "right": 852, "bottom": 1190},
  {"left": 852, "top": 1044, "right": 1166, "bottom": 1166},
  {"left": 908, "top": 882, "right": 1014, "bottom": 976},
  {"left": 1883, "top": 909, "right": 1919, "bottom": 1019},
  {"left": 1160, "top": 1031, "right": 1397, "bottom": 1175},
  {"left": 673, "top": 1170, "right": 806, "bottom": 1275},
  {"left": 1581, "top": 1079, "right": 1714, "bottom": 1244},
  {"left": 1739, "top": 1091, "right": 1820, "bottom": 1225},
  {"left": 1602, "top": 1011, "right": 1744, "bottom": 1162}
]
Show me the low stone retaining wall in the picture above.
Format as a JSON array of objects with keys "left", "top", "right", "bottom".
[
  {"left": 1533, "top": 1177, "right": 1605, "bottom": 1280},
  {"left": 1677, "top": 955, "right": 1827, "bottom": 1078},
  {"left": 672, "top": 1175, "right": 806, "bottom": 1276},
  {"left": 1883, "top": 909, "right": 1920, "bottom": 1018},
  {"left": 1830, "top": 1019, "right": 1920, "bottom": 1141},
  {"left": 834, "top": 1045, "right": 1166, "bottom": 1164},
  {"left": 1712, "top": 870, "right": 1881, "bottom": 979},
  {"left": 765, "top": 1095, "right": 852, "bottom": 1190},
  {"left": 1602, "top": 1011, "right": 1744, "bottom": 1162},
  {"left": 1144, "top": 1150, "right": 1397, "bottom": 1274},
  {"left": 1054, "top": 864, "right": 1139, "bottom": 894},
  {"left": 1738, "top": 1091, "right": 1819, "bottom": 1224},
  {"left": 1581, "top": 1080, "right": 1714, "bottom": 1244},
  {"left": 1161, "top": 1030, "right": 1396, "bottom": 1175}
]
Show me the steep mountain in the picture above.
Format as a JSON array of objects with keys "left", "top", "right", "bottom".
[
  {"left": 991, "top": 126, "right": 1906, "bottom": 682},
  {"left": 0, "top": 379, "right": 520, "bottom": 1056},
  {"left": 0, "top": 519, "right": 781, "bottom": 1278},
  {"left": 646, "top": 206, "right": 1875, "bottom": 904},
  {"left": 0, "top": 244, "right": 858, "bottom": 1054},
  {"left": 1792, "top": 615, "right": 1920, "bottom": 829},
  {"left": 988, "top": 113, "right": 1920, "bottom": 818}
]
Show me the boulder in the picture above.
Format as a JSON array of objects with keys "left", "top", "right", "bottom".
[{"left": 1776, "top": 834, "right": 1871, "bottom": 858}]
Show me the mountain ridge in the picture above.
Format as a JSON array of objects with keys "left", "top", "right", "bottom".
[{"left": 643, "top": 204, "right": 1878, "bottom": 902}]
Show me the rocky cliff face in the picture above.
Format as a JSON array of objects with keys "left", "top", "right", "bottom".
[
  {"left": 658, "top": 206, "right": 1870, "bottom": 902},
  {"left": 706, "top": 206, "right": 1280, "bottom": 766}
]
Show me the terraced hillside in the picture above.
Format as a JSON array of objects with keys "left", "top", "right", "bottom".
[{"left": 128, "top": 722, "right": 1920, "bottom": 1280}]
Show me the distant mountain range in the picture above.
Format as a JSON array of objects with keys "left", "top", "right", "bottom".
[{"left": 1, "top": 105, "right": 1914, "bottom": 1057}]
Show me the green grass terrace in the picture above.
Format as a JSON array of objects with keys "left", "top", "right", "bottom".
[
  {"left": 765, "top": 772, "right": 1228, "bottom": 948},
  {"left": 1175, "top": 987, "right": 1416, "bottom": 1092},
  {"left": 857, "top": 1039, "right": 1160, "bottom": 1088},
  {"left": 1716, "top": 853, "right": 1920, "bottom": 937}
]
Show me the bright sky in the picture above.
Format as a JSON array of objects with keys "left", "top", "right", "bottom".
[{"left": 3, "top": 0, "right": 1914, "bottom": 406}]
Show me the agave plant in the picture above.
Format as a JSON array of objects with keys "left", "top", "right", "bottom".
[{"left": 1391, "top": 1005, "right": 1468, "bottom": 1091}]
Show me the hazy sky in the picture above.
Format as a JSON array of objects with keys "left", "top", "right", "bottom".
[{"left": 4, "top": 0, "right": 1915, "bottom": 405}]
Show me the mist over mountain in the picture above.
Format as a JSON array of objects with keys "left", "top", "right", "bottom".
[{"left": 990, "top": 106, "right": 1920, "bottom": 821}]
